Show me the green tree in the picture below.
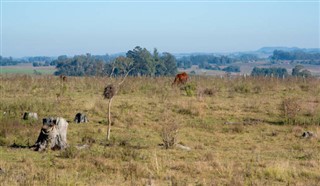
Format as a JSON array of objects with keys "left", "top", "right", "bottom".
[
  {"left": 111, "top": 56, "right": 134, "bottom": 76},
  {"left": 161, "top": 52, "right": 177, "bottom": 75},
  {"left": 292, "top": 65, "right": 312, "bottom": 77},
  {"left": 127, "top": 46, "right": 155, "bottom": 76},
  {"left": 292, "top": 65, "right": 304, "bottom": 76}
]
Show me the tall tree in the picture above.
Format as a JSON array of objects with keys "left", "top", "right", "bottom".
[
  {"left": 126, "top": 46, "right": 155, "bottom": 76},
  {"left": 161, "top": 52, "right": 177, "bottom": 75}
]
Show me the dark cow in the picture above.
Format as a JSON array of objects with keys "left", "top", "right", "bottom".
[
  {"left": 74, "top": 113, "right": 88, "bottom": 124},
  {"left": 172, "top": 72, "right": 189, "bottom": 85},
  {"left": 32, "top": 117, "right": 68, "bottom": 151}
]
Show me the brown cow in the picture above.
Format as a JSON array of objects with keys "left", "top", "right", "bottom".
[{"left": 172, "top": 72, "right": 189, "bottom": 85}]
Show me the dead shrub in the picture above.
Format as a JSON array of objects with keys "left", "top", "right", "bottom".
[
  {"left": 81, "top": 136, "right": 96, "bottom": 145},
  {"left": 281, "top": 98, "right": 301, "bottom": 124},
  {"left": 161, "top": 122, "right": 179, "bottom": 149},
  {"left": 234, "top": 83, "right": 250, "bottom": 94},
  {"left": 253, "top": 85, "right": 262, "bottom": 94},
  {"left": 203, "top": 88, "right": 216, "bottom": 96},
  {"left": 59, "top": 146, "right": 79, "bottom": 159},
  {"left": 122, "top": 161, "right": 146, "bottom": 183},
  {"left": 300, "top": 84, "right": 309, "bottom": 92}
]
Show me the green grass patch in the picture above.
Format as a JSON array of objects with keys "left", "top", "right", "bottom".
[{"left": 0, "top": 68, "right": 55, "bottom": 75}]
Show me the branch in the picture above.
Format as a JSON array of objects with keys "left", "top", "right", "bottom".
[
  {"left": 118, "top": 68, "right": 134, "bottom": 87},
  {"left": 109, "top": 63, "right": 116, "bottom": 78}
]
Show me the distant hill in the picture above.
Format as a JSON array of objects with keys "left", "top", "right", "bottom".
[
  {"left": 257, "top": 47, "right": 320, "bottom": 55},
  {"left": 173, "top": 47, "right": 320, "bottom": 59}
]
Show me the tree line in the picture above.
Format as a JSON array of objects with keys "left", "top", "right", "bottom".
[
  {"left": 0, "top": 56, "right": 22, "bottom": 66},
  {"left": 251, "top": 65, "right": 312, "bottom": 78},
  {"left": 54, "top": 46, "right": 177, "bottom": 77},
  {"left": 271, "top": 50, "right": 320, "bottom": 61},
  {"left": 177, "top": 55, "right": 235, "bottom": 69}
]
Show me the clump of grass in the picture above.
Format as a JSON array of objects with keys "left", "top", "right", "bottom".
[
  {"left": 263, "top": 163, "right": 296, "bottom": 182},
  {"left": 223, "top": 124, "right": 245, "bottom": 134},
  {"left": 203, "top": 88, "right": 216, "bottom": 96},
  {"left": 300, "top": 84, "right": 309, "bottom": 92},
  {"left": 0, "top": 137, "right": 9, "bottom": 146},
  {"left": 81, "top": 135, "right": 96, "bottom": 145},
  {"left": 177, "top": 108, "right": 193, "bottom": 115},
  {"left": 182, "top": 83, "right": 196, "bottom": 97},
  {"left": 281, "top": 98, "right": 301, "bottom": 124},
  {"left": 59, "top": 146, "right": 79, "bottom": 159},
  {"left": 234, "top": 83, "right": 251, "bottom": 94},
  {"left": 253, "top": 85, "right": 262, "bottom": 94},
  {"left": 160, "top": 121, "right": 179, "bottom": 149}
]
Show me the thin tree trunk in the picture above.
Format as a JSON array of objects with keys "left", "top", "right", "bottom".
[
  {"left": 107, "top": 97, "right": 113, "bottom": 141},
  {"left": 106, "top": 67, "right": 133, "bottom": 141}
]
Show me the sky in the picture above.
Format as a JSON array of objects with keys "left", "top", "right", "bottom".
[{"left": 1, "top": 0, "right": 319, "bottom": 57}]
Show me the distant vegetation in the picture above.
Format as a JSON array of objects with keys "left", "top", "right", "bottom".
[
  {"left": 0, "top": 56, "right": 23, "bottom": 66},
  {"left": 291, "top": 65, "right": 312, "bottom": 77},
  {"left": 1, "top": 47, "right": 320, "bottom": 76},
  {"left": 54, "top": 46, "right": 177, "bottom": 76},
  {"left": 222, "top": 65, "right": 240, "bottom": 73},
  {"left": 177, "top": 55, "right": 235, "bottom": 69},
  {"left": 251, "top": 65, "right": 311, "bottom": 78},
  {"left": 271, "top": 50, "right": 320, "bottom": 64},
  {"left": 251, "top": 67, "right": 288, "bottom": 77}
]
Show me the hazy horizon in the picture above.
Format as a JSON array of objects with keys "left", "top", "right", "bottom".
[{"left": 1, "top": 1, "right": 319, "bottom": 58}]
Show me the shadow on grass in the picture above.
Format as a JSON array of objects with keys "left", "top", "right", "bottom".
[
  {"left": 265, "top": 120, "right": 285, "bottom": 125},
  {"left": 9, "top": 142, "right": 31, "bottom": 149}
]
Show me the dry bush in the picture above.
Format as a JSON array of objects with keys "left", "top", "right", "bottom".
[
  {"left": 281, "top": 98, "right": 301, "bottom": 124},
  {"left": 203, "top": 88, "right": 216, "bottom": 96},
  {"left": 197, "top": 87, "right": 217, "bottom": 98},
  {"left": 58, "top": 145, "right": 79, "bottom": 159},
  {"left": 252, "top": 85, "right": 262, "bottom": 94},
  {"left": 234, "top": 83, "right": 251, "bottom": 94},
  {"left": 160, "top": 121, "right": 179, "bottom": 149}
]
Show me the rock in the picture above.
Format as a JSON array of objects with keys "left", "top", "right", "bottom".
[{"left": 176, "top": 144, "right": 191, "bottom": 151}]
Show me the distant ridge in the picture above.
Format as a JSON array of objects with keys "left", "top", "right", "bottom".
[
  {"left": 257, "top": 47, "right": 320, "bottom": 54},
  {"left": 173, "top": 47, "right": 320, "bottom": 59}
]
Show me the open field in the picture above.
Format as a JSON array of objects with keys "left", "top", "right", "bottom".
[
  {"left": 181, "top": 63, "right": 320, "bottom": 77},
  {"left": 0, "top": 75, "right": 319, "bottom": 185},
  {"left": 0, "top": 64, "right": 56, "bottom": 75}
]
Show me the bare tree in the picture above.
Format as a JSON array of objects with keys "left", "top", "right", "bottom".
[{"left": 104, "top": 67, "right": 133, "bottom": 141}]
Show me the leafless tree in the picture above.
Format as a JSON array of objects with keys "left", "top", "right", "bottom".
[{"left": 104, "top": 67, "right": 133, "bottom": 141}]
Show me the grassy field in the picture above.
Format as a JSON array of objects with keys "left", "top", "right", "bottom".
[
  {"left": 0, "top": 75, "right": 319, "bottom": 185},
  {"left": 0, "top": 64, "right": 56, "bottom": 75}
]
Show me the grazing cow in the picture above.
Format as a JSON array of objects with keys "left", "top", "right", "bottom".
[
  {"left": 172, "top": 72, "right": 189, "bottom": 85},
  {"left": 32, "top": 117, "right": 68, "bottom": 151},
  {"left": 74, "top": 113, "right": 88, "bottom": 124},
  {"left": 22, "top": 112, "right": 38, "bottom": 120}
]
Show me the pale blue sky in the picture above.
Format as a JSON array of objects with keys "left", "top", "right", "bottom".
[{"left": 1, "top": 1, "right": 319, "bottom": 57}]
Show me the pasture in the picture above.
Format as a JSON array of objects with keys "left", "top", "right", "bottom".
[
  {"left": 0, "top": 75, "right": 319, "bottom": 185},
  {"left": 0, "top": 64, "right": 56, "bottom": 75}
]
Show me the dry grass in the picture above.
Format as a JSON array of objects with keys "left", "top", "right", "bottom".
[{"left": 0, "top": 74, "right": 320, "bottom": 185}]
